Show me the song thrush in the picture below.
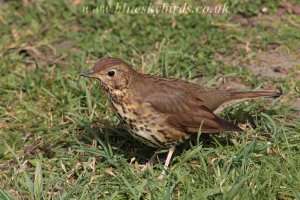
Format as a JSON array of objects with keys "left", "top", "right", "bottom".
[{"left": 80, "top": 57, "right": 280, "bottom": 178}]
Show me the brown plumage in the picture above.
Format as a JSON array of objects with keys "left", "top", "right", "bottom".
[{"left": 80, "top": 57, "right": 281, "bottom": 178}]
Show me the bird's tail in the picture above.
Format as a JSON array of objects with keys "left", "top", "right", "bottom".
[
  {"left": 229, "top": 91, "right": 281, "bottom": 100},
  {"left": 214, "top": 91, "right": 281, "bottom": 113}
]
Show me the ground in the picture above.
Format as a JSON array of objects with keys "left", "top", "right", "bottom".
[{"left": 0, "top": 0, "right": 299, "bottom": 199}]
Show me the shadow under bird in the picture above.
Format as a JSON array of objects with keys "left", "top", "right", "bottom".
[{"left": 80, "top": 57, "right": 281, "bottom": 179}]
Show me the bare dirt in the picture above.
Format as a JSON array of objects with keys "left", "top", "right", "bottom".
[{"left": 247, "top": 48, "right": 300, "bottom": 79}]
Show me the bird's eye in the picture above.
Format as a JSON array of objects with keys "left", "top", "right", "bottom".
[{"left": 107, "top": 70, "right": 115, "bottom": 77}]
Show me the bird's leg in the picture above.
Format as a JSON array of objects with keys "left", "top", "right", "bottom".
[
  {"left": 158, "top": 146, "right": 175, "bottom": 180},
  {"left": 140, "top": 150, "right": 159, "bottom": 172},
  {"left": 149, "top": 151, "right": 159, "bottom": 165}
]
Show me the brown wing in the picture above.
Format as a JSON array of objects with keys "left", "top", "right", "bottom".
[
  {"left": 135, "top": 74, "right": 280, "bottom": 113},
  {"left": 142, "top": 93, "right": 242, "bottom": 134}
]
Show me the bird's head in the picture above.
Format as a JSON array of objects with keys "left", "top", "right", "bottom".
[{"left": 80, "top": 57, "right": 136, "bottom": 91}]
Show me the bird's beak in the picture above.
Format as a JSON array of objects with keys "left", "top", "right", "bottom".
[{"left": 80, "top": 69, "right": 95, "bottom": 77}]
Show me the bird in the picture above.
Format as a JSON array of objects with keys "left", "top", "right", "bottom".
[{"left": 80, "top": 57, "right": 281, "bottom": 179}]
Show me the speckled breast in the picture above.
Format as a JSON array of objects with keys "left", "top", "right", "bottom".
[{"left": 108, "top": 93, "right": 189, "bottom": 148}]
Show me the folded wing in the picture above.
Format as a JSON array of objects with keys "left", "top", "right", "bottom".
[{"left": 142, "top": 92, "right": 242, "bottom": 134}]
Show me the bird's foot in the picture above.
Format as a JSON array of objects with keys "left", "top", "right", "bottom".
[
  {"left": 137, "top": 151, "right": 159, "bottom": 172},
  {"left": 157, "top": 146, "right": 175, "bottom": 180}
]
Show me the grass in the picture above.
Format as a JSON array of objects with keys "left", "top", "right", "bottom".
[{"left": 0, "top": 0, "right": 300, "bottom": 199}]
